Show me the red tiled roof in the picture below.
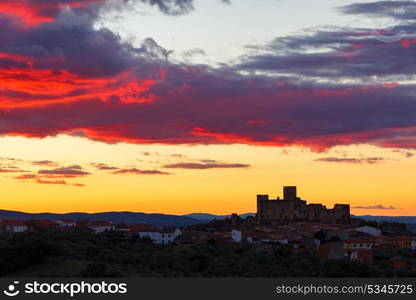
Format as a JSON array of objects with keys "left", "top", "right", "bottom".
[
  {"left": 59, "top": 219, "right": 75, "bottom": 224},
  {"left": 1, "top": 219, "right": 26, "bottom": 226},
  {"left": 345, "top": 239, "right": 376, "bottom": 244},
  {"left": 130, "top": 224, "right": 157, "bottom": 233},
  {"left": 26, "top": 219, "right": 57, "bottom": 226},
  {"left": 373, "top": 235, "right": 388, "bottom": 239},
  {"left": 88, "top": 221, "right": 113, "bottom": 227}
]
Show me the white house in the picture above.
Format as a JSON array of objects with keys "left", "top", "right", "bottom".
[
  {"left": 56, "top": 219, "right": 77, "bottom": 227},
  {"left": 355, "top": 226, "right": 382, "bottom": 236},
  {"left": 88, "top": 221, "right": 115, "bottom": 233},
  {"left": 231, "top": 229, "right": 242, "bottom": 242},
  {"left": 411, "top": 240, "right": 416, "bottom": 250},
  {"left": 1, "top": 219, "right": 28, "bottom": 233},
  {"left": 138, "top": 228, "right": 182, "bottom": 244},
  {"left": 344, "top": 239, "right": 377, "bottom": 250}
]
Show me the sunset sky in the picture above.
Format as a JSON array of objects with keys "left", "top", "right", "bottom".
[{"left": 0, "top": 0, "right": 415, "bottom": 216}]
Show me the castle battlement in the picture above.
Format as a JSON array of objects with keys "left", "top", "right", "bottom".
[{"left": 256, "top": 186, "right": 350, "bottom": 224}]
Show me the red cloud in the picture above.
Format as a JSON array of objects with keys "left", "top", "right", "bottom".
[
  {"left": 14, "top": 174, "right": 37, "bottom": 179},
  {"left": 13, "top": 172, "right": 85, "bottom": 186},
  {"left": 0, "top": 63, "right": 157, "bottom": 109},
  {"left": 35, "top": 178, "right": 84, "bottom": 186},
  {"left": 36, "top": 178, "right": 67, "bottom": 185},
  {"left": 0, "top": 168, "right": 28, "bottom": 173},
  {"left": 0, "top": 0, "right": 197, "bottom": 27},
  {"left": 0, "top": 0, "right": 105, "bottom": 26}
]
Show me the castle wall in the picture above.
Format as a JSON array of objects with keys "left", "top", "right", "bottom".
[
  {"left": 257, "top": 187, "right": 350, "bottom": 224},
  {"left": 257, "top": 200, "right": 299, "bottom": 221}
]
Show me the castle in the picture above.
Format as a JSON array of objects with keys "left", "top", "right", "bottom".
[{"left": 257, "top": 186, "right": 350, "bottom": 224}]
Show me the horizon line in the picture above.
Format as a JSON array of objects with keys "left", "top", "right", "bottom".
[{"left": 0, "top": 209, "right": 415, "bottom": 218}]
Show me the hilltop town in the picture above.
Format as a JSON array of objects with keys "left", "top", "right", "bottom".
[{"left": 0, "top": 186, "right": 415, "bottom": 277}]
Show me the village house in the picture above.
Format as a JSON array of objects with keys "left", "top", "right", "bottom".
[
  {"left": 88, "top": 221, "right": 115, "bottom": 233},
  {"left": 243, "top": 230, "right": 289, "bottom": 245},
  {"left": 319, "top": 242, "right": 345, "bottom": 260},
  {"left": 355, "top": 226, "right": 382, "bottom": 236},
  {"left": 384, "top": 236, "right": 415, "bottom": 249},
  {"left": 56, "top": 219, "right": 77, "bottom": 227},
  {"left": 25, "top": 219, "right": 59, "bottom": 231},
  {"left": 159, "top": 228, "right": 182, "bottom": 244},
  {"left": 231, "top": 229, "right": 242, "bottom": 242},
  {"left": 0, "top": 219, "right": 28, "bottom": 233},
  {"left": 319, "top": 239, "right": 377, "bottom": 264},
  {"left": 135, "top": 227, "right": 182, "bottom": 244},
  {"left": 344, "top": 239, "right": 377, "bottom": 264},
  {"left": 344, "top": 239, "right": 378, "bottom": 250},
  {"left": 174, "top": 230, "right": 211, "bottom": 245},
  {"left": 115, "top": 224, "right": 131, "bottom": 233}
]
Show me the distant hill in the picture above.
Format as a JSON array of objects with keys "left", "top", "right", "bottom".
[
  {"left": 183, "top": 213, "right": 255, "bottom": 221},
  {"left": 0, "top": 210, "right": 205, "bottom": 227},
  {"left": 355, "top": 215, "right": 416, "bottom": 232},
  {"left": 354, "top": 215, "right": 416, "bottom": 223},
  {"left": 3, "top": 210, "right": 412, "bottom": 229}
]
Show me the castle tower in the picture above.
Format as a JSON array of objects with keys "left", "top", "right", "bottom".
[
  {"left": 256, "top": 195, "right": 269, "bottom": 220},
  {"left": 283, "top": 186, "right": 297, "bottom": 200}
]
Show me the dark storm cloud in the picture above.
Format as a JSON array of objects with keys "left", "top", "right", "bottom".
[
  {"left": 0, "top": 0, "right": 416, "bottom": 151},
  {"left": 338, "top": 1, "right": 416, "bottom": 19}
]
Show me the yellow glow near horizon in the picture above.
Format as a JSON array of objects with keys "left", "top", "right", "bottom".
[{"left": 0, "top": 135, "right": 415, "bottom": 216}]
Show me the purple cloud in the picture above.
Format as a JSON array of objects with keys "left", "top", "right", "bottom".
[
  {"left": 353, "top": 205, "right": 396, "bottom": 210},
  {"left": 315, "top": 157, "right": 386, "bottom": 164},
  {"left": 163, "top": 162, "right": 250, "bottom": 169},
  {"left": 112, "top": 168, "right": 171, "bottom": 175}
]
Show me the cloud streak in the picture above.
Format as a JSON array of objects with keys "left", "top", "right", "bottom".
[
  {"left": 91, "top": 163, "right": 119, "bottom": 170},
  {"left": 315, "top": 157, "right": 386, "bottom": 164},
  {"left": 112, "top": 168, "right": 171, "bottom": 175},
  {"left": 353, "top": 205, "right": 396, "bottom": 210},
  {"left": 37, "top": 165, "right": 91, "bottom": 177},
  {"left": 163, "top": 162, "right": 250, "bottom": 169},
  {"left": 14, "top": 172, "right": 85, "bottom": 187}
]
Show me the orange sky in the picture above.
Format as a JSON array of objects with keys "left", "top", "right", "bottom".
[
  {"left": 0, "top": 135, "right": 414, "bottom": 216},
  {"left": 0, "top": 0, "right": 415, "bottom": 217}
]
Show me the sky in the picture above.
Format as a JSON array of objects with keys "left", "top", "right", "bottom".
[{"left": 0, "top": 0, "right": 415, "bottom": 215}]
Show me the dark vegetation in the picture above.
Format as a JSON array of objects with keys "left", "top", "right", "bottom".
[
  {"left": 0, "top": 228, "right": 414, "bottom": 278},
  {"left": 359, "top": 220, "right": 408, "bottom": 231}
]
